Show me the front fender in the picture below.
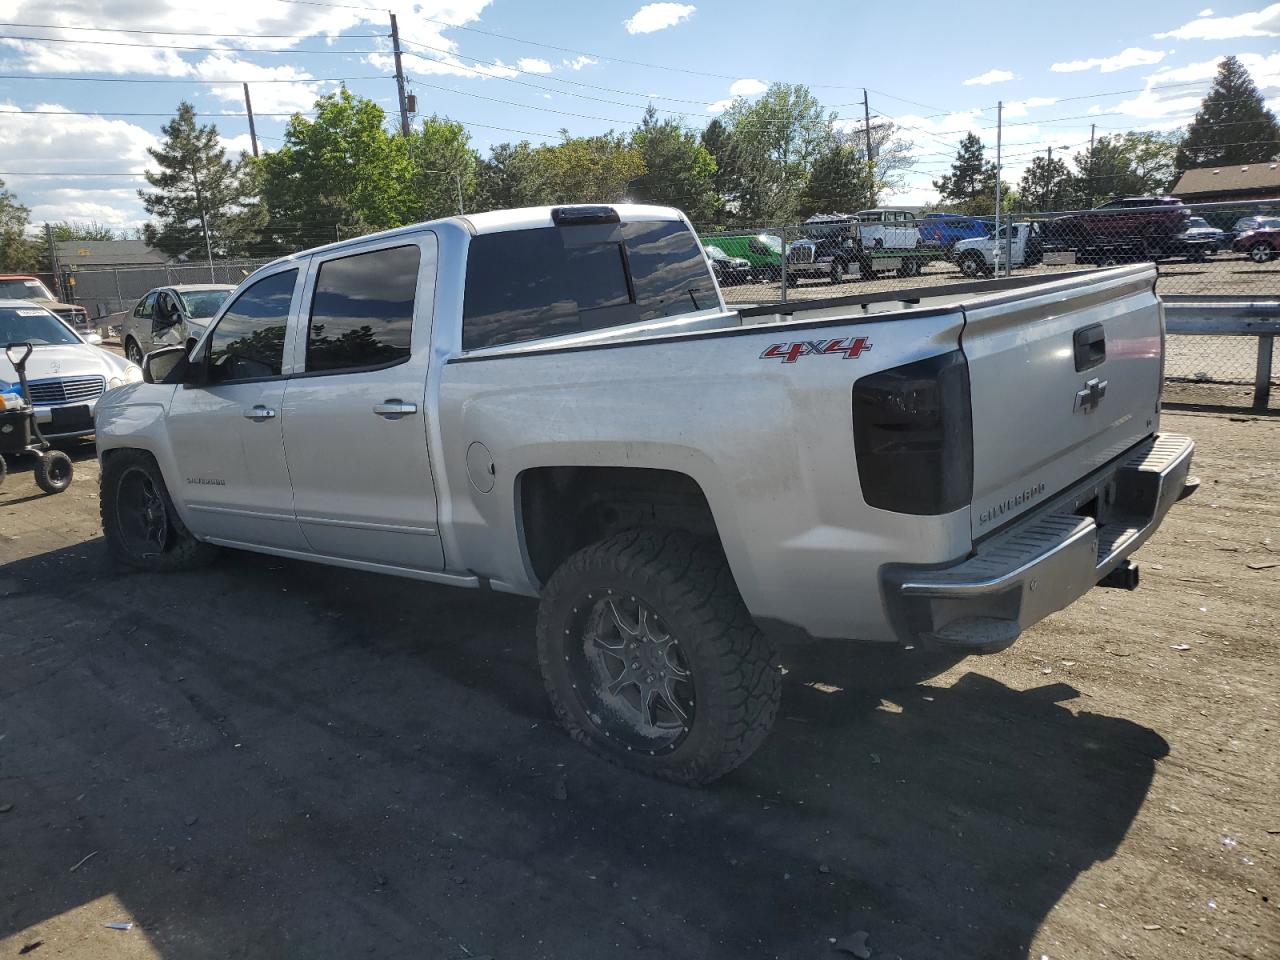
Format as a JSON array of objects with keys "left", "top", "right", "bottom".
[{"left": 94, "top": 383, "right": 196, "bottom": 531}]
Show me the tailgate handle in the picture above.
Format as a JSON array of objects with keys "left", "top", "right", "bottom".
[{"left": 1073, "top": 323, "right": 1106, "bottom": 372}]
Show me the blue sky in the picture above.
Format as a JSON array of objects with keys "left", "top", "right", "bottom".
[{"left": 1, "top": 0, "right": 1277, "bottom": 228}]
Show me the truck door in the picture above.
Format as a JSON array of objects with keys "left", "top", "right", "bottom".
[
  {"left": 166, "top": 266, "right": 308, "bottom": 551},
  {"left": 279, "top": 233, "right": 445, "bottom": 571}
]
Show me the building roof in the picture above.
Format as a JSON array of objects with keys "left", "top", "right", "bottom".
[
  {"left": 1172, "top": 162, "right": 1280, "bottom": 197},
  {"left": 53, "top": 239, "right": 168, "bottom": 266}
]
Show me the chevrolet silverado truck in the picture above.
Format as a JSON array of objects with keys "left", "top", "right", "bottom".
[{"left": 94, "top": 204, "right": 1197, "bottom": 784}]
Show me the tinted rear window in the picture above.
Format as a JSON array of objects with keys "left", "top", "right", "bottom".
[{"left": 462, "top": 220, "right": 713, "bottom": 351}]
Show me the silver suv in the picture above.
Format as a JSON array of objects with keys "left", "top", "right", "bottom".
[{"left": 121, "top": 285, "right": 234, "bottom": 365}]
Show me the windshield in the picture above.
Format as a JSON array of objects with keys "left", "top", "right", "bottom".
[
  {"left": 755, "top": 233, "right": 783, "bottom": 254},
  {"left": 0, "top": 306, "right": 81, "bottom": 346},
  {"left": 1187, "top": 217, "right": 1211, "bottom": 229},
  {"left": 0, "top": 278, "right": 55, "bottom": 300},
  {"left": 178, "top": 289, "right": 233, "bottom": 319},
  {"left": 704, "top": 245, "right": 726, "bottom": 259}
]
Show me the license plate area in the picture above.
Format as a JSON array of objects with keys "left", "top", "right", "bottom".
[{"left": 50, "top": 404, "right": 93, "bottom": 432}]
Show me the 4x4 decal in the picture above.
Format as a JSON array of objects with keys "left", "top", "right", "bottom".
[{"left": 760, "top": 337, "right": 872, "bottom": 364}]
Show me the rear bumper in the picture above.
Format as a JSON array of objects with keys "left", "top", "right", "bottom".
[{"left": 882, "top": 434, "right": 1195, "bottom": 654}]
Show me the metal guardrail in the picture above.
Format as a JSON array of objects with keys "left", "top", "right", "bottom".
[{"left": 1163, "top": 297, "right": 1278, "bottom": 411}]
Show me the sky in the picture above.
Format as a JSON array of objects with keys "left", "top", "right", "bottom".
[{"left": 0, "top": 0, "right": 1278, "bottom": 230}]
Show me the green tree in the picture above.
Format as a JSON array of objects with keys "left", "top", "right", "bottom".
[
  {"left": 0, "top": 179, "right": 39, "bottom": 272},
  {"left": 700, "top": 118, "right": 741, "bottom": 216},
  {"left": 719, "top": 83, "right": 834, "bottom": 222},
  {"left": 257, "top": 89, "right": 413, "bottom": 250},
  {"left": 533, "top": 131, "right": 645, "bottom": 204},
  {"left": 1070, "top": 132, "right": 1181, "bottom": 207},
  {"left": 139, "top": 102, "right": 262, "bottom": 260},
  {"left": 410, "top": 115, "right": 479, "bottom": 219},
  {"left": 1176, "top": 55, "right": 1280, "bottom": 170},
  {"left": 474, "top": 141, "right": 552, "bottom": 210},
  {"left": 1018, "top": 154, "right": 1073, "bottom": 211},
  {"left": 47, "top": 220, "right": 118, "bottom": 242},
  {"left": 628, "top": 106, "right": 718, "bottom": 222},
  {"left": 933, "top": 132, "right": 1001, "bottom": 215},
  {"left": 798, "top": 139, "right": 868, "bottom": 217}
]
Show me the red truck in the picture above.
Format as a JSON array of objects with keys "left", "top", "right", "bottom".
[{"left": 1044, "top": 196, "right": 1192, "bottom": 260}]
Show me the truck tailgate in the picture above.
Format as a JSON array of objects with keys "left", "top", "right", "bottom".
[{"left": 961, "top": 265, "right": 1163, "bottom": 539}]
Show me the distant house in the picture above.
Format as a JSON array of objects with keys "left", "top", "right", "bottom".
[
  {"left": 52, "top": 240, "right": 168, "bottom": 269},
  {"left": 1172, "top": 162, "right": 1280, "bottom": 204}
]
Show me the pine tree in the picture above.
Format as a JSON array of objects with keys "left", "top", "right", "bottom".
[
  {"left": 139, "top": 102, "right": 262, "bottom": 261},
  {"left": 1176, "top": 55, "right": 1280, "bottom": 170},
  {"left": 933, "top": 132, "right": 1000, "bottom": 215},
  {"left": 0, "top": 178, "right": 39, "bottom": 272}
]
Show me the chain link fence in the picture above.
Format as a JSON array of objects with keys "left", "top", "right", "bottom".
[
  {"left": 67, "top": 259, "right": 275, "bottom": 328},
  {"left": 698, "top": 198, "right": 1279, "bottom": 397}
]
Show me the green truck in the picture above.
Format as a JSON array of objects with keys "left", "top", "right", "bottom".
[{"left": 699, "top": 232, "right": 784, "bottom": 279}]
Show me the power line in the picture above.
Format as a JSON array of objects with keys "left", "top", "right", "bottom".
[
  {"left": 0, "top": 21, "right": 386, "bottom": 39},
  {"left": 0, "top": 33, "right": 382, "bottom": 54},
  {"left": 0, "top": 73, "right": 391, "bottom": 84}
]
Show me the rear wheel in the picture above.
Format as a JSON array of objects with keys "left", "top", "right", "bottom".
[
  {"left": 34, "top": 450, "right": 73, "bottom": 494},
  {"left": 101, "top": 450, "right": 216, "bottom": 572},
  {"left": 1248, "top": 242, "right": 1275, "bottom": 264},
  {"left": 897, "top": 257, "right": 921, "bottom": 278},
  {"left": 830, "top": 260, "right": 846, "bottom": 284},
  {"left": 537, "top": 529, "right": 781, "bottom": 784},
  {"left": 959, "top": 253, "right": 988, "bottom": 278},
  {"left": 125, "top": 338, "right": 144, "bottom": 366}
]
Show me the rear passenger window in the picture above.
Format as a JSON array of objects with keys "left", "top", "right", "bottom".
[
  {"left": 306, "top": 245, "right": 420, "bottom": 373},
  {"left": 462, "top": 220, "right": 715, "bottom": 351}
]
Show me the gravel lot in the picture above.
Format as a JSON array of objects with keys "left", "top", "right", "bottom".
[{"left": 0, "top": 400, "right": 1276, "bottom": 960}]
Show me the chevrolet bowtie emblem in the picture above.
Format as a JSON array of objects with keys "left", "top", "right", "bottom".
[{"left": 1075, "top": 377, "right": 1108, "bottom": 414}]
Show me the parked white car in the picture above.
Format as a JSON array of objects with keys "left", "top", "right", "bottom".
[
  {"left": 121, "top": 284, "right": 236, "bottom": 366},
  {"left": 854, "top": 208, "right": 920, "bottom": 250},
  {"left": 0, "top": 301, "right": 141, "bottom": 439}
]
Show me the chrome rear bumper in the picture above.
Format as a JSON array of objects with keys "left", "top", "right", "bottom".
[{"left": 883, "top": 434, "right": 1195, "bottom": 653}]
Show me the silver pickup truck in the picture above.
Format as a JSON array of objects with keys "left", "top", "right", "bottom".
[{"left": 95, "top": 204, "right": 1196, "bottom": 784}]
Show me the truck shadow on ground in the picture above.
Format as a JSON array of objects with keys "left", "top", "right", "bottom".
[{"left": 0, "top": 543, "right": 1168, "bottom": 960}]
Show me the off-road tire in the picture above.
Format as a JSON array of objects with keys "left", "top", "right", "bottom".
[
  {"left": 100, "top": 449, "right": 217, "bottom": 572},
  {"left": 34, "top": 450, "right": 73, "bottom": 494},
  {"left": 537, "top": 529, "right": 781, "bottom": 785}
]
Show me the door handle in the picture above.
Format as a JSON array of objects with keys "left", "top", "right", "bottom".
[
  {"left": 243, "top": 405, "right": 276, "bottom": 421},
  {"left": 373, "top": 400, "right": 418, "bottom": 420}
]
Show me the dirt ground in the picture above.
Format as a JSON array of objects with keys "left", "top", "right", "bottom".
[{"left": 1, "top": 405, "right": 1277, "bottom": 960}]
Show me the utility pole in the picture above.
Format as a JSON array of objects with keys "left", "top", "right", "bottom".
[
  {"left": 1044, "top": 144, "right": 1054, "bottom": 210},
  {"left": 994, "top": 100, "right": 1004, "bottom": 276},
  {"left": 390, "top": 13, "right": 411, "bottom": 137},
  {"left": 45, "top": 222, "right": 61, "bottom": 296},
  {"left": 862, "top": 89, "right": 876, "bottom": 208},
  {"left": 243, "top": 83, "right": 259, "bottom": 158},
  {"left": 1088, "top": 123, "right": 1097, "bottom": 207}
]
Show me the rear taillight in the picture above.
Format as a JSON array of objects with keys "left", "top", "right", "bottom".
[{"left": 852, "top": 350, "right": 973, "bottom": 515}]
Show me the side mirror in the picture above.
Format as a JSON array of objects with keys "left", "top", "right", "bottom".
[
  {"left": 85, "top": 332, "right": 104, "bottom": 346},
  {"left": 141, "top": 345, "right": 187, "bottom": 385}
]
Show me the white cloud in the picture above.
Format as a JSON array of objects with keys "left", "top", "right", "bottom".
[
  {"left": 0, "top": 102, "right": 158, "bottom": 228},
  {"left": 706, "top": 98, "right": 734, "bottom": 114},
  {"left": 219, "top": 133, "right": 256, "bottom": 156},
  {"left": 623, "top": 3, "right": 696, "bottom": 34},
  {"left": 963, "top": 68, "right": 1014, "bottom": 86},
  {"left": 1002, "top": 96, "right": 1059, "bottom": 119},
  {"left": 1154, "top": 3, "right": 1280, "bottom": 40},
  {"left": 517, "top": 57, "right": 553, "bottom": 74},
  {"left": 1198, "top": 8, "right": 1214, "bottom": 15},
  {"left": 728, "top": 78, "right": 767, "bottom": 97},
  {"left": 562, "top": 56, "right": 598, "bottom": 71},
  {"left": 1113, "top": 52, "right": 1280, "bottom": 119},
  {"left": 1051, "top": 47, "right": 1169, "bottom": 73}
]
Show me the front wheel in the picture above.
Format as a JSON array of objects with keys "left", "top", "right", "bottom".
[
  {"left": 34, "top": 450, "right": 73, "bottom": 494},
  {"left": 101, "top": 450, "right": 216, "bottom": 571},
  {"left": 1248, "top": 242, "right": 1275, "bottom": 264},
  {"left": 537, "top": 529, "right": 781, "bottom": 784},
  {"left": 125, "top": 338, "right": 144, "bottom": 366},
  {"left": 830, "top": 260, "right": 846, "bottom": 284}
]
